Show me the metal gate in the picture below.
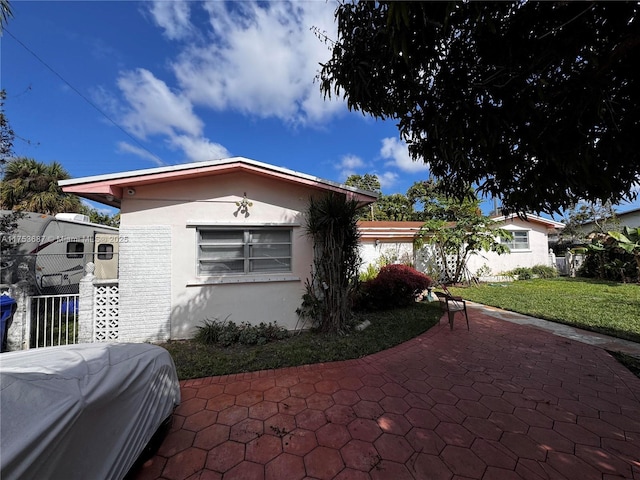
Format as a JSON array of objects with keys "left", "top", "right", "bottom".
[{"left": 27, "top": 294, "right": 79, "bottom": 348}]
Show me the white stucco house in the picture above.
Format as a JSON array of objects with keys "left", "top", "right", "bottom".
[
  {"left": 464, "top": 214, "right": 565, "bottom": 276},
  {"left": 577, "top": 206, "right": 640, "bottom": 235},
  {"left": 357, "top": 215, "right": 565, "bottom": 279},
  {"left": 60, "top": 157, "right": 376, "bottom": 342},
  {"left": 358, "top": 221, "right": 426, "bottom": 271}
]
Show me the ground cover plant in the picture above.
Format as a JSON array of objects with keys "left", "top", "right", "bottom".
[
  {"left": 447, "top": 277, "right": 640, "bottom": 343},
  {"left": 161, "top": 302, "right": 441, "bottom": 380}
]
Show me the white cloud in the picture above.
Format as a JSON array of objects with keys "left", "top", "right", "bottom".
[
  {"left": 117, "top": 68, "right": 203, "bottom": 139},
  {"left": 336, "top": 154, "right": 366, "bottom": 180},
  {"left": 114, "top": 69, "right": 230, "bottom": 164},
  {"left": 377, "top": 171, "right": 399, "bottom": 189},
  {"left": 116, "top": 141, "right": 165, "bottom": 166},
  {"left": 147, "top": 1, "right": 193, "bottom": 41},
  {"left": 380, "top": 137, "right": 429, "bottom": 173},
  {"left": 170, "top": 1, "right": 343, "bottom": 125},
  {"left": 110, "top": 1, "right": 344, "bottom": 165},
  {"left": 168, "top": 135, "right": 230, "bottom": 163}
]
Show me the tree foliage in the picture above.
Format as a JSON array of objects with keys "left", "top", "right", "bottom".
[
  {"left": 1, "top": 157, "right": 83, "bottom": 214},
  {"left": 609, "top": 227, "right": 640, "bottom": 283},
  {"left": 81, "top": 206, "right": 120, "bottom": 228},
  {"left": 0, "top": 0, "right": 11, "bottom": 32},
  {"left": 1, "top": 90, "right": 13, "bottom": 163},
  {"left": 558, "top": 201, "right": 620, "bottom": 249},
  {"left": 416, "top": 190, "right": 510, "bottom": 283},
  {"left": 344, "top": 173, "right": 381, "bottom": 194},
  {"left": 321, "top": 1, "right": 640, "bottom": 214}
]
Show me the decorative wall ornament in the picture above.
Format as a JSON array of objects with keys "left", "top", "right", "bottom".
[{"left": 234, "top": 192, "right": 253, "bottom": 218}]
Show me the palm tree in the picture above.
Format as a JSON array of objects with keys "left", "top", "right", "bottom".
[
  {"left": 0, "top": 0, "right": 12, "bottom": 32},
  {"left": 1, "top": 157, "right": 83, "bottom": 214}
]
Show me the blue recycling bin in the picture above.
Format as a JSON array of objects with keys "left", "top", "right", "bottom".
[{"left": 1, "top": 295, "right": 17, "bottom": 353}]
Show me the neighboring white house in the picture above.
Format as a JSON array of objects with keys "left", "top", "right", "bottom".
[
  {"left": 60, "top": 157, "right": 376, "bottom": 342},
  {"left": 465, "top": 214, "right": 565, "bottom": 276},
  {"left": 357, "top": 215, "right": 564, "bottom": 279},
  {"left": 577, "top": 206, "right": 640, "bottom": 235},
  {"left": 358, "top": 221, "right": 426, "bottom": 272}
]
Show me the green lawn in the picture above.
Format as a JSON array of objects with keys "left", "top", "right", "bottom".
[{"left": 447, "top": 277, "right": 640, "bottom": 343}]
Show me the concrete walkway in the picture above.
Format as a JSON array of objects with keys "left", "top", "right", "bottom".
[
  {"left": 133, "top": 307, "right": 640, "bottom": 480},
  {"left": 468, "top": 302, "right": 640, "bottom": 360}
]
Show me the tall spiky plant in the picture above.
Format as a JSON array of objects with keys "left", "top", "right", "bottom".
[{"left": 299, "top": 193, "right": 362, "bottom": 333}]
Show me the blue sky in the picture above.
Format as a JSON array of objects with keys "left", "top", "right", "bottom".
[{"left": 2, "top": 1, "right": 638, "bottom": 219}]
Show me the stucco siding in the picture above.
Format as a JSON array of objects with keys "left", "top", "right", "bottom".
[
  {"left": 119, "top": 172, "right": 315, "bottom": 337},
  {"left": 466, "top": 223, "right": 552, "bottom": 275},
  {"left": 359, "top": 241, "right": 414, "bottom": 272}
]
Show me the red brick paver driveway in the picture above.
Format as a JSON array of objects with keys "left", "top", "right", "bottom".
[{"left": 134, "top": 309, "right": 640, "bottom": 480}]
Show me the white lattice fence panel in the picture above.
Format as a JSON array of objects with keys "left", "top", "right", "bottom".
[{"left": 94, "top": 284, "right": 119, "bottom": 341}]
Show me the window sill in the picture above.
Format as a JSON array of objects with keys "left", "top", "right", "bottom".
[
  {"left": 508, "top": 249, "right": 532, "bottom": 253},
  {"left": 187, "top": 274, "right": 300, "bottom": 286}
]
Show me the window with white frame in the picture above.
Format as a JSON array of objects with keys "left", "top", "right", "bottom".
[
  {"left": 501, "top": 230, "right": 530, "bottom": 250},
  {"left": 197, "top": 228, "right": 292, "bottom": 275}
]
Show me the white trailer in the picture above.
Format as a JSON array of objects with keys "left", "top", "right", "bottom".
[{"left": 1, "top": 211, "right": 120, "bottom": 294}]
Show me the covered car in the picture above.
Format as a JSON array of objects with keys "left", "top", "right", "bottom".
[{"left": 0, "top": 342, "right": 181, "bottom": 480}]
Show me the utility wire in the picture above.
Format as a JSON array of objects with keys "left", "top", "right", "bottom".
[{"left": 3, "top": 28, "right": 165, "bottom": 165}]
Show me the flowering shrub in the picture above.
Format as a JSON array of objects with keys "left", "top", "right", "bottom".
[{"left": 357, "top": 264, "right": 433, "bottom": 310}]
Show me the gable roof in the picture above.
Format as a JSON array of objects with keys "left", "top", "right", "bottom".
[
  {"left": 357, "top": 221, "right": 428, "bottom": 241},
  {"left": 491, "top": 213, "right": 565, "bottom": 230},
  {"left": 59, "top": 157, "right": 378, "bottom": 208}
]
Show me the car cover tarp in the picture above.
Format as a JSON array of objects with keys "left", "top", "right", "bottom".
[{"left": 0, "top": 343, "right": 181, "bottom": 480}]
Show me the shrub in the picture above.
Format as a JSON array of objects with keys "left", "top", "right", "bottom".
[
  {"left": 506, "top": 267, "right": 533, "bottom": 280},
  {"left": 531, "top": 264, "right": 558, "bottom": 278},
  {"left": 359, "top": 264, "right": 432, "bottom": 310},
  {"left": 195, "top": 317, "right": 229, "bottom": 344},
  {"left": 504, "top": 265, "right": 558, "bottom": 280},
  {"left": 196, "top": 318, "right": 289, "bottom": 346}
]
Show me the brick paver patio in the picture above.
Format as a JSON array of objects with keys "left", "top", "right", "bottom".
[{"left": 133, "top": 307, "right": 640, "bottom": 480}]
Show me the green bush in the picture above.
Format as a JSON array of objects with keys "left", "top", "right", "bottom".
[
  {"left": 507, "top": 267, "right": 533, "bottom": 280},
  {"left": 196, "top": 318, "right": 289, "bottom": 346},
  {"left": 357, "top": 264, "right": 432, "bottom": 310},
  {"left": 531, "top": 264, "right": 558, "bottom": 278}
]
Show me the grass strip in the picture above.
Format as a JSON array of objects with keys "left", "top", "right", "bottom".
[
  {"left": 162, "top": 302, "right": 442, "bottom": 380},
  {"left": 447, "top": 278, "right": 640, "bottom": 343}
]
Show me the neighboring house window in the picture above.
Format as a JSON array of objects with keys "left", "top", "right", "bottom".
[
  {"left": 66, "top": 242, "right": 84, "bottom": 258},
  {"left": 197, "top": 228, "right": 292, "bottom": 275},
  {"left": 502, "top": 231, "right": 530, "bottom": 250}
]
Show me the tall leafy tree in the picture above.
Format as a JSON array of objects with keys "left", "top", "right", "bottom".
[
  {"left": 345, "top": 174, "right": 380, "bottom": 221},
  {"left": 375, "top": 193, "right": 414, "bottom": 221},
  {"left": 0, "top": 87, "right": 26, "bottom": 255},
  {"left": 0, "top": 90, "right": 13, "bottom": 166},
  {"left": 344, "top": 173, "right": 381, "bottom": 195},
  {"left": 415, "top": 184, "right": 510, "bottom": 283},
  {"left": 81, "top": 206, "right": 120, "bottom": 227},
  {"left": 321, "top": 2, "right": 640, "bottom": 214},
  {"left": 559, "top": 201, "right": 620, "bottom": 248},
  {"left": 1, "top": 157, "right": 83, "bottom": 214}
]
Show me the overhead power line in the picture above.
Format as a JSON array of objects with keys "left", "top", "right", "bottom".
[{"left": 3, "top": 28, "right": 164, "bottom": 165}]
